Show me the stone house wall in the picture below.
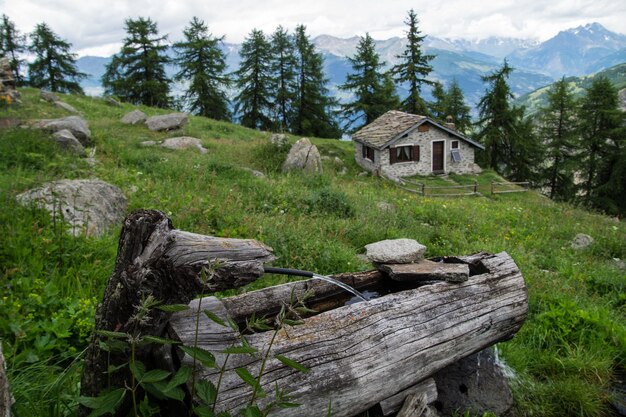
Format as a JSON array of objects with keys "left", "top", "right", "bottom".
[{"left": 355, "top": 125, "right": 478, "bottom": 177}]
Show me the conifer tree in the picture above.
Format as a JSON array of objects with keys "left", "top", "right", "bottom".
[
  {"left": 475, "top": 60, "right": 538, "bottom": 180},
  {"left": 292, "top": 24, "right": 340, "bottom": 138},
  {"left": 102, "top": 17, "right": 171, "bottom": 108},
  {"left": 537, "top": 78, "right": 579, "bottom": 201},
  {"left": 429, "top": 82, "right": 447, "bottom": 120},
  {"left": 28, "top": 23, "right": 85, "bottom": 93},
  {"left": 391, "top": 9, "right": 434, "bottom": 115},
  {"left": 0, "top": 14, "right": 26, "bottom": 85},
  {"left": 340, "top": 33, "right": 399, "bottom": 131},
  {"left": 173, "top": 17, "right": 230, "bottom": 120},
  {"left": 270, "top": 26, "right": 297, "bottom": 132},
  {"left": 578, "top": 76, "right": 624, "bottom": 210},
  {"left": 234, "top": 29, "right": 273, "bottom": 130},
  {"left": 445, "top": 80, "right": 472, "bottom": 134}
]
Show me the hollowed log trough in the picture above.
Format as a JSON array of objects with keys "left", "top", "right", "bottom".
[{"left": 80, "top": 210, "right": 528, "bottom": 417}]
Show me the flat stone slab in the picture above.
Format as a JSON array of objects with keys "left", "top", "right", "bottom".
[
  {"left": 365, "top": 238, "right": 426, "bottom": 264},
  {"left": 160, "top": 136, "right": 207, "bottom": 153},
  {"left": 54, "top": 101, "right": 78, "bottom": 113},
  {"left": 145, "top": 113, "right": 188, "bottom": 131},
  {"left": 379, "top": 260, "right": 469, "bottom": 283}
]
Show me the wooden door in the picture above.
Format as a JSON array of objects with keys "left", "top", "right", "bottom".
[{"left": 432, "top": 141, "right": 444, "bottom": 172}]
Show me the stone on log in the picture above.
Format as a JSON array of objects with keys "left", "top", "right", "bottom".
[
  {"left": 365, "top": 238, "right": 427, "bottom": 264},
  {"left": 379, "top": 260, "right": 469, "bottom": 283}
]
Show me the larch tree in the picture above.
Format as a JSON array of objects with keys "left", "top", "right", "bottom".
[
  {"left": 269, "top": 26, "right": 297, "bottom": 132},
  {"left": 28, "top": 23, "right": 85, "bottom": 93},
  {"left": 0, "top": 14, "right": 26, "bottom": 85},
  {"left": 340, "top": 33, "right": 399, "bottom": 131},
  {"left": 537, "top": 78, "right": 579, "bottom": 201},
  {"left": 292, "top": 24, "right": 340, "bottom": 138},
  {"left": 475, "top": 60, "right": 538, "bottom": 180},
  {"left": 173, "top": 17, "right": 230, "bottom": 120},
  {"left": 391, "top": 9, "right": 434, "bottom": 116},
  {"left": 578, "top": 76, "right": 625, "bottom": 212},
  {"left": 234, "top": 29, "right": 273, "bottom": 130},
  {"left": 102, "top": 17, "right": 171, "bottom": 108}
]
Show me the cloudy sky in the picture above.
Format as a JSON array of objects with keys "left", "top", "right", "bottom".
[{"left": 3, "top": 0, "right": 626, "bottom": 56}]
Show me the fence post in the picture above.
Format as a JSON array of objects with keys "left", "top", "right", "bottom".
[
  {"left": 491, "top": 182, "right": 494, "bottom": 195},
  {"left": 474, "top": 181, "right": 478, "bottom": 194},
  {"left": 422, "top": 183, "right": 426, "bottom": 196}
]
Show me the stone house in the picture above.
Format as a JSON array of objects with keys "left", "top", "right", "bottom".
[{"left": 352, "top": 110, "right": 484, "bottom": 177}]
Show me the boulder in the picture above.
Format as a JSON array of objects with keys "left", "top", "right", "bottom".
[
  {"left": 121, "top": 109, "right": 147, "bottom": 125},
  {"left": 51, "top": 129, "right": 86, "bottom": 156},
  {"left": 161, "top": 136, "right": 207, "bottom": 153},
  {"left": 571, "top": 233, "right": 594, "bottom": 250},
  {"left": 282, "top": 137, "right": 322, "bottom": 174},
  {"left": 54, "top": 101, "right": 78, "bottom": 113},
  {"left": 16, "top": 179, "right": 127, "bottom": 237},
  {"left": 269, "top": 133, "right": 288, "bottom": 147},
  {"left": 432, "top": 348, "right": 513, "bottom": 417},
  {"left": 104, "top": 96, "right": 121, "bottom": 107},
  {"left": 140, "top": 140, "right": 157, "bottom": 147},
  {"left": 40, "top": 90, "right": 59, "bottom": 103},
  {"left": 145, "top": 113, "right": 188, "bottom": 131},
  {"left": 42, "top": 116, "right": 92, "bottom": 146},
  {"left": 364, "top": 238, "right": 427, "bottom": 264},
  {"left": 376, "top": 201, "right": 395, "bottom": 212},
  {"left": 242, "top": 167, "right": 266, "bottom": 178}
]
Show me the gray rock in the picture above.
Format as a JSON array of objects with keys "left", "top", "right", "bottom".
[
  {"left": 16, "top": 179, "right": 127, "bottom": 237},
  {"left": 571, "top": 233, "right": 594, "bottom": 250},
  {"left": 358, "top": 171, "right": 369, "bottom": 177},
  {"left": 242, "top": 167, "right": 266, "bottom": 178},
  {"left": 364, "top": 238, "right": 427, "bottom": 264},
  {"left": 160, "top": 136, "right": 207, "bottom": 153},
  {"left": 432, "top": 348, "right": 513, "bottom": 417},
  {"left": 282, "top": 138, "right": 323, "bottom": 174},
  {"left": 145, "top": 113, "right": 188, "bottom": 131},
  {"left": 51, "top": 129, "right": 86, "bottom": 156},
  {"left": 40, "top": 90, "right": 59, "bottom": 103},
  {"left": 54, "top": 101, "right": 78, "bottom": 113},
  {"left": 121, "top": 109, "right": 147, "bottom": 125},
  {"left": 613, "top": 258, "right": 626, "bottom": 271},
  {"left": 42, "top": 116, "right": 92, "bottom": 146},
  {"left": 104, "top": 96, "right": 122, "bottom": 107},
  {"left": 140, "top": 140, "right": 157, "bottom": 147},
  {"left": 376, "top": 201, "right": 395, "bottom": 212},
  {"left": 269, "top": 133, "right": 288, "bottom": 147}
]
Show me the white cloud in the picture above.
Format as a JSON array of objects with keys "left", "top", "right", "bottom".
[{"left": 3, "top": 0, "right": 625, "bottom": 56}]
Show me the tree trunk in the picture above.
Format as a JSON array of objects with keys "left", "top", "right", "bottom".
[
  {"left": 0, "top": 344, "right": 14, "bottom": 417},
  {"left": 79, "top": 209, "right": 275, "bottom": 415},
  {"left": 168, "top": 252, "right": 527, "bottom": 417}
]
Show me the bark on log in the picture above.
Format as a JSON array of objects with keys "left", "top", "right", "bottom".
[
  {"left": 169, "top": 251, "right": 527, "bottom": 417},
  {"left": 79, "top": 210, "right": 275, "bottom": 414},
  {"left": 378, "top": 260, "right": 469, "bottom": 282},
  {"left": 379, "top": 378, "right": 437, "bottom": 416}
]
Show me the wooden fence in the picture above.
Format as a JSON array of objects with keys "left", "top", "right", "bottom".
[
  {"left": 388, "top": 176, "right": 530, "bottom": 198},
  {"left": 490, "top": 181, "right": 530, "bottom": 195}
]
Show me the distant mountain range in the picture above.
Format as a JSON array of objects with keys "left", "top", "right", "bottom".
[{"left": 77, "top": 22, "right": 626, "bottom": 115}]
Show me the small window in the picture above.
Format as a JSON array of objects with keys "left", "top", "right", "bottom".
[
  {"left": 451, "top": 140, "right": 459, "bottom": 149},
  {"left": 451, "top": 149, "right": 462, "bottom": 162},
  {"left": 362, "top": 145, "right": 375, "bottom": 161},
  {"left": 390, "top": 145, "right": 419, "bottom": 164}
]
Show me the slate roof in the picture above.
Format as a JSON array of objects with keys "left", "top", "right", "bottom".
[
  {"left": 352, "top": 110, "right": 484, "bottom": 150},
  {"left": 352, "top": 110, "right": 425, "bottom": 148}
]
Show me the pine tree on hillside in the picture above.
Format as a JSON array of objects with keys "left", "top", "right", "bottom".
[
  {"left": 475, "top": 60, "right": 538, "bottom": 180},
  {"left": 270, "top": 26, "right": 297, "bottom": 132},
  {"left": 445, "top": 80, "right": 472, "bottom": 134},
  {"left": 391, "top": 9, "right": 434, "bottom": 116},
  {"left": 340, "top": 33, "right": 399, "bottom": 131},
  {"left": 0, "top": 14, "right": 26, "bottom": 85},
  {"left": 578, "top": 76, "right": 625, "bottom": 211},
  {"left": 102, "top": 17, "right": 171, "bottom": 108},
  {"left": 429, "top": 82, "right": 447, "bottom": 120},
  {"left": 234, "top": 29, "right": 273, "bottom": 130},
  {"left": 537, "top": 78, "right": 579, "bottom": 201},
  {"left": 173, "top": 17, "right": 230, "bottom": 120},
  {"left": 28, "top": 23, "right": 85, "bottom": 93},
  {"left": 292, "top": 24, "right": 340, "bottom": 138}
]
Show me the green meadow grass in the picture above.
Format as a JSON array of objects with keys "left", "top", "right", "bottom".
[{"left": 1, "top": 88, "right": 625, "bottom": 416}]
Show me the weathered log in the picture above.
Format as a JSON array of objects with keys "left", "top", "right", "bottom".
[
  {"left": 378, "top": 260, "right": 469, "bottom": 282},
  {"left": 168, "top": 251, "right": 527, "bottom": 417},
  {"left": 379, "top": 378, "right": 437, "bottom": 416},
  {"left": 79, "top": 210, "right": 275, "bottom": 414},
  {"left": 0, "top": 344, "right": 13, "bottom": 417},
  {"left": 397, "top": 392, "right": 428, "bottom": 417}
]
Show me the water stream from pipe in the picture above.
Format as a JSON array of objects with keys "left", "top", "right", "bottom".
[{"left": 311, "top": 274, "right": 370, "bottom": 302}]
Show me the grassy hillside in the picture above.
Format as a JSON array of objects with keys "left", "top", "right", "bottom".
[
  {"left": 1, "top": 89, "right": 625, "bottom": 416},
  {"left": 514, "top": 62, "right": 626, "bottom": 116}
]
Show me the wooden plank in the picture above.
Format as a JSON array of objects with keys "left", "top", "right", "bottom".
[
  {"left": 170, "top": 251, "right": 528, "bottom": 417},
  {"left": 379, "top": 378, "right": 437, "bottom": 416},
  {"left": 379, "top": 260, "right": 469, "bottom": 283}
]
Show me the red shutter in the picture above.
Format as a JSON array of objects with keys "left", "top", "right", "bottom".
[
  {"left": 412, "top": 145, "right": 420, "bottom": 161},
  {"left": 390, "top": 148, "right": 397, "bottom": 164}
]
